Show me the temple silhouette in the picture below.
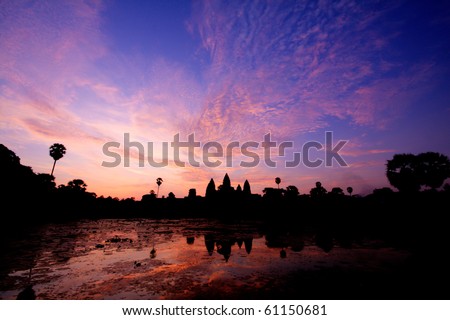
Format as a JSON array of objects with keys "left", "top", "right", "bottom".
[{"left": 203, "top": 173, "right": 255, "bottom": 200}]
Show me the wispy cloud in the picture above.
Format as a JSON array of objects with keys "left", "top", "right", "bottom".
[{"left": 189, "top": 0, "right": 440, "bottom": 141}]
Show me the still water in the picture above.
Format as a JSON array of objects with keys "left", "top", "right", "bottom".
[{"left": 0, "top": 219, "right": 408, "bottom": 299}]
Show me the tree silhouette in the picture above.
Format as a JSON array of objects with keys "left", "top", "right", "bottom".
[
  {"left": 262, "top": 187, "right": 283, "bottom": 199},
  {"left": 156, "top": 177, "right": 163, "bottom": 197},
  {"left": 416, "top": 152, "right": 450, "bottom": 190},
  {"left": 386, "top": 152, "right": 450, "bottom": 192},
  {"left": 347, "top": 187, "right": 353, "bottom": 196},
  {"left": 331, "top": 187, "right": 344, "bottom": 195},
  {"left": 1, "top": 144, "right": 35, "bottom": 193},
  {"left": 275, "top": 177, "right": 281, "bottom": 189},
  {"left": 58, "top": 179, "right": 87, "bottom": 193},
  {"left": 36, "top": 173, "right": 56, "bottom": 192},
  {"left": 386, "top": 153, "right": 420, "bottom": 193},
  {"left": 49, "top": 143, "right": 66, "bottom": 177},
  {"left": 67, "top": 179, "right": 87, "bottom": 192},
  {"left": 1, "top": 143, "right": 21, "bottom": 166},
  {"left": 310, "top": 181, "right": 327, "bottom": 198},
  {"left": 285, "top": 185, "right": 299, "bottom": 199}
]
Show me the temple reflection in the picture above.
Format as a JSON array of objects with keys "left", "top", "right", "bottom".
[
  {"left": 0, "top": 219, "right": 412, "bottom": 300},
  {"left": 203, "top": 234, "right": 254, "bottom": 262}
]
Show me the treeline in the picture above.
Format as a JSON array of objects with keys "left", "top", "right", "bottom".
[{"left": 1, "top": 144, "right": 449, "bottom": 230}]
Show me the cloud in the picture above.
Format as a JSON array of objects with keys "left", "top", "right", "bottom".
[
  {"left": 126, "top": 58, "right": 205, "bottom": 141},
  {"left": 0, "top": 1, "right": 109, "bottom": 138},
  {"left": 188, "top": 0, "right": 440, "bottom": 142},
  {"left": 340, "top": 139, "right": 396, "bottom": 157},
  {"left": 0, "top": 1, "right": 106, "bottom": 92}
]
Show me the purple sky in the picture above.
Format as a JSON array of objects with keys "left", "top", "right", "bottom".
[{"left": 1, "top": 0, "right": 449, "bottom": 198}]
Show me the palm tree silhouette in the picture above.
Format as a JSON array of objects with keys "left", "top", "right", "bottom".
[
  {"left": 347, "top": 187, "right": 353, "bottom": 196},
  {"left": 275, "top": 177, "right": 281, "bottom": 189},
  {"left": 156, "top": 177, "right": 163, "bottom": 197},
  {"left": 49, "top": 143, "right": 66, "bottom": 176}
]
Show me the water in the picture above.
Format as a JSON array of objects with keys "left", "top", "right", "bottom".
[{"left": 0, "top": 219, "right": 409, "bottom": 299}]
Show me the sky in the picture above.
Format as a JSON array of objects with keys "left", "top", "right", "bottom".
[{"left": 1, "top": 0, "right": 450, "bottom": 199}]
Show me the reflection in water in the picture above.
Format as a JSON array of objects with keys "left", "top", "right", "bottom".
[
  {"left": 16, "top": 285, "right": 36, "bottom": 300},
  {"left": 316, "top": 231, "right": 334, "bottom": 253},
  {"left": 150, "top": 247, "right": 157, "bottom": 259},
  {"left": 291, "top": 240, "right": 304, "bottom": 252},
  {"left": 203, "top": 234, "right": 254, "bottom": 262},
  {"left": 216, "top": 240, "right": 232, "bottom": 262},
  {"left": 204, "top": 234, "right": 215, "bottom": 256},
  {"left": 0, "top": 219, "right": 412, "bottom": 299},
  {"left": 16, "top": 268, "right": 35, "bottom": 300},
  {"left": 244, "top": 239, "right": 252, "bottom": 254}
]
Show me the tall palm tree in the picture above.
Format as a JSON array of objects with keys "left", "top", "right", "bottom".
[
  {"left": 347, "top": 187, "right": 353, "bottom": 196},
  {"left": 49, "top": 143, "right": 66, "bottom": 176},
  {"left": 156, "top": 177, "right": 163, "bottom": 197},
  {"left": 275, "top": 177, "right": 281, "bottom": 189}
]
